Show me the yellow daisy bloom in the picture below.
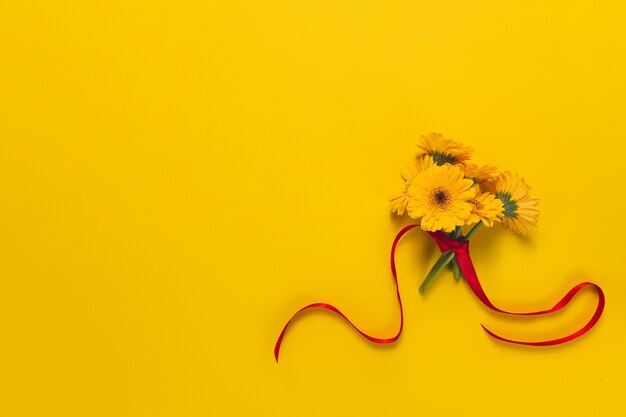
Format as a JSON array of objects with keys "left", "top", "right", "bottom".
[
  {"left": 406, "top": 164, "right": 477, "bottom": 232},
  {"left": 487, "top": 171, "right": 540, "bottom": 235},
  {"left": 466, "top": 190, "right": 504, "bottom": 227},
  {"left": 417, "top": 132, "right": 473, "bottom": 165},
  {"left": 462, "top": 163, "right": 499, "bottom": 187},
  {"left": 390, "top": 155, "right": 435, "bottom": 215}
]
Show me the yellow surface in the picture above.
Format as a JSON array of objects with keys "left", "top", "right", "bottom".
[{"left": 1, "top": 1, "right": 625, "bottom": 416}]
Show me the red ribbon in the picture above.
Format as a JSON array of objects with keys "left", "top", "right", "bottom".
[
  {"left": 428, "top": 229, "right": 605, "bottom": 345},
  {"left": 274, "top": 224, "right": 604, "bottom": 361}
]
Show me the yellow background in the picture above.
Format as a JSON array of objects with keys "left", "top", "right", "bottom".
[{"left": 1, "top": 1, "right": 625, "bottom": 416}]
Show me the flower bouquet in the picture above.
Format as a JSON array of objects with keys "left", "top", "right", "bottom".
[
  {"left": 274, "top": 133, "right": 604, "bottom": 362},
  {"left": 390, "top": 132, "right": 540, "bottom": 293}
]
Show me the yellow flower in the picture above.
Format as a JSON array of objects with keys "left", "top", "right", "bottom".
[
  {"left": 462, "top": 163, "right": 499, "bottom": 187},
  {"left": 390, "top": 155, "right": 435, "bottom": 215},
  {"left": 406, "top": 164, "right": 477, "bottom": 232},
  {"left": 417, "top": 132, "right": 473, "bottom": 165},
  {"left": 487, "top": 171, "right": 540, "bottom": 235},
  {"left": 466, "top": 190, "right": 504, "bottom": 227}
]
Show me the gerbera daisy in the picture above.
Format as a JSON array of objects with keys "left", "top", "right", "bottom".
[
  {"left": 466, "top": 190, "right": 504, "bottom": 227},
  {"left": 417, "top": 132, "right": 473, "bottom": 165},
  {"left": 390, "top": 155, "right": 435, "bottom": 215},
  {"left": 487, "top": 171, "right": 540, "bottom": 235},
  {"left": 462, "top": 163, "right": 499, "bottom": 187},
  {"left": 406, "top": 164, "right": 476, "bottom": 232}
]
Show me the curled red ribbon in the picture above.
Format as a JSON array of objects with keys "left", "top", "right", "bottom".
[
  {"left": 274, "top": 224, "right": 605, "bottom": 361},
  {"left": 428, "top": 229, "right": 605, "bottom": 345},
  {"left": 274, "top": 224, "right": 413, "bottom": 361}
]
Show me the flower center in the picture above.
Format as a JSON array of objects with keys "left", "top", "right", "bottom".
[
  {"left": 429, "top": 187, "right": 451, "bottom": 209},
  {"left": 470, "top": 199, "right": 483, "bottom": 210}
]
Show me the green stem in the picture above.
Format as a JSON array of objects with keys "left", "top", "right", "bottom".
[
  {"left": 451, "top": 223, "right": 479, "bottom": 282},
  {"left": 447, "top": 227, "right": 463, "bottom": 274},
  {"left": 464, "top": 222, "right": 483, "bottom": 240},
  {"left": 452, "top": 256, "right": 461, "bottom": 281},
  {"left": 419, "top": 250, "right": 455, "bottom": 294}
]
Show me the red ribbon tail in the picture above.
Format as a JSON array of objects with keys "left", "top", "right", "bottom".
[
  {"left": 429, "top": 231, "right": 605, "bottom": 346},
  {"left": 479, "top": 282, "right": 605, "bottom": 346},
  {"left": 273, "top": 224, "right": 417, "bottom": 362}
]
